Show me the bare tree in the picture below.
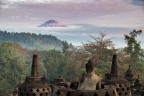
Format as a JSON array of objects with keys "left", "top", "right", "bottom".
[{"left": 83, "top": 32, "right": 115, "bottom": 65}]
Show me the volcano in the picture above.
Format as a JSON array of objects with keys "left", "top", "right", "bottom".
[{"left": 38, "top": 20, "right": 66, "bottom": 27}]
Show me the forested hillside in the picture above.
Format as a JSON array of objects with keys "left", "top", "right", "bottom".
[{"left": 0, "top": 30, "right": 63, "bottom": 50}]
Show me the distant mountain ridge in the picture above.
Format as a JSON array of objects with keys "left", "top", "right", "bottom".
[
  {"left": 38, "top": 20, "right": 66, "bottom": 27},
  {"left": 0, "top": 30, "right": 63, "bottom": 50}
]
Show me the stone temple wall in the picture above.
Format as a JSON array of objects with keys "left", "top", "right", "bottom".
[{"left": 56, "top": 88, "right": 116, "bottom": 96}]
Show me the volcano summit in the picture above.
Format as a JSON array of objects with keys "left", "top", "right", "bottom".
[{"left": 38, "top": 20, "right": 66, "bottom": 27}]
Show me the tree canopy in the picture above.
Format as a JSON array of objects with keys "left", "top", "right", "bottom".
[{"left": 0, "top": 42, "right": 29, "bottom": 96}]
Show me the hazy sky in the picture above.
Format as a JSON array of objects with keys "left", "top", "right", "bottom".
[
  {"left": 0, "top": 0, "right": 144, "bottom": 28},
  {"left": 0, "top": 0, "right": 144, "bottom": 47}
]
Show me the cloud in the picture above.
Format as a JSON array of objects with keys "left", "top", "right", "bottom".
[
  {"left": 1, "top": 0, "right": 92, "bottom": 4},
  {"left": 1, "top": 0, "right": 144, "bottom": 10},
  {"left": 0, "top": 0, "right": 143, "bottom": 29},
  {"left": 0, "top": 0, "right": 134, "bottom": 18},
  {"left": 130, "top": 0, "right": 144, "bottom": 6},
  {"left": 0, "top": 0, "right": 132, "bottom": 9}
]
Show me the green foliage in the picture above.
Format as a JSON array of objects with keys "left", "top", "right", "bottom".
[
  {"left": 0, "top": 42, "right": 28, "bottom": 96},
  {"left": 42, "top": 45, "right": 81, "bottom": 81},
  {"left": 124, "top": 29, "right": 143, "bottom": 63},
  {"left": 0, "top": 30, "right": 63, "bottom": 50},
  {"left": 124, "top": 29, "right": 144, "bottom": 82},
  {"left": 43, "top": 49, "right": 66, "bottom": 81},
  {"left": 62, "top": 41, "right": 69, "bottom": 53}
]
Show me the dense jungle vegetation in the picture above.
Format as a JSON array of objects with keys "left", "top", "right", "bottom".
[
  {"left": 0, "top": 30, "right": 70, "bottom": 50},
  {"left": 0, "top": 30, "right": 144, "bottom": 96}
]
